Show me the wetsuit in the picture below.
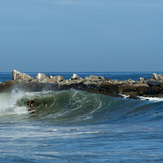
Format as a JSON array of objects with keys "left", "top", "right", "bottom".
[
  {"left": 27, "top": 100, "right": 35, "bottom": 107},
  {"left": 27, "top": 100, "right": 35, "bottom": 111}
]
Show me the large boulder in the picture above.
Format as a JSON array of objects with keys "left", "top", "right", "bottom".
[
  {"left": 49, "top": 75, "right": 65, "bottom": 83},
  {"left": 152, "top": 73, "right": 163, "bottom": 81},
  {"left": 100, "top": 82, "right": 119, "bottom": 96},
  {"left": 152, "top": 73, "right": 160, "bottom": 81},
  {"left": 139, "top": 77, "right": 146, "bottom": 83},
  {"left": 118, "top": 83, "right": 151, "bottom": 96},
  {"left": 118, "top": 84, "right": 139, "bottom": 96},
  {"left": 0, "top": 80, "right": 17, "bottom": 93},
  {"left": 127, "top": 79, "right": 135, "bottom": 84},
  {"left": 71, "top": 74, "right": 82, "bottom": 80},
  {"left": 36, "top": 73, "right": 49, "bottom": 82},
  {"left": 159, "top": 74, "right": 163, "bottom": 81},
  {"left": 90, "top": 75, "right": 104, "bottom": 80},
  {"left": 112, "top": 80, "right": 120, "bottom": 84},
  {"left": 133, "top": 83, "right": 150, "bottom": 95},
  {"left": 144, "top": 86, "right": 163, "bottom": 96},
  {"left": 146, "top": 80, "right": 161, "bottom": 86},
  {"left": 85, "top": 75, "right": 105, "bottom": 82},
  {"left": 12, "top": 70, "right": 34, "bottom": 82}
]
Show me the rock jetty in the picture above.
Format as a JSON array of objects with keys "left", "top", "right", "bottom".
[{"left": 0, "top": 70, "right": 163, "bottom": 99}]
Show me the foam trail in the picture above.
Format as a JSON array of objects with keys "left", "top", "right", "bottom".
[
  {"left": 120, "top": 93, "right": 163, "bottom": 102},
  {"left": 139, "top": 96, "right": 163, "bottom": 102},
  {"left": 120, "top": 94, "right": 130, "bottom": 99},
  {"left": 13, "top": 106, "right": 28, "bottom": 115}
]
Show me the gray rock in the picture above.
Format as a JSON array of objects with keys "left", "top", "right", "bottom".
[
  {"left": 49, "top": 75, "right": 53, "bottom": 79},
  {"left": 29, "top": 79, "right": 37, "bottom": 83},
  {"left": 146, "top": 80, "right": 161, "bottom": 86},
  {"left": 127, "top": 79, "right": 135, "bottom": 84},
  {"left": 119, "top": 81, "right": 124, "bottom": 84},
  {"left": 123, "top": 80, "right": 128, "bottom": 84},
  {"left": 57, "top": 75, "right": 65, "bottom": 82},
  {"left": 90, "top": 75, "right": 104, "bottom": 80},
  {"left": 118, "top": 84, "right": 139, "bottom": 96},
  {"left": 12, "top": 70, "right": 34, "bottom": 82},
  {"left": 133, "top": 83, "right": 149, "bottom": 95},
  {"left": 49, "top": 75, "right": 65, "bottom": 83},
  {"left": 100, "top": 82, "right": 119, "bottom": 96},
  {"left": 144, "top": 86, "right": 162, "bottom": 96},
  {"left": 84, "top": 75, "right": 104, "bottom": 82},
  {"left": 0, "top": 80, "right": 17, "bottom": 93},
  {"left": 112, "top": 80, "right": 120, "bottom": 84},
  {"left": 152, "top": 73, "right": 160, "bottom": 81},
  {"left": 71, "top": 74, "right": 82, "bottom": 80},
  {"left": 159, "top": 74, "right": 163, "bottom": 81},
  {"left": 84, "top": 77, "right": 90, "bottom": 80},
  {"left": 139, "top": 77, "right": 145, "bottom": 83},
  {"left": 36, "top": 73, "right": 47, "bottom": 80},
  {"left": 36, "top": 73, "right": 49, "bottom": 82}
]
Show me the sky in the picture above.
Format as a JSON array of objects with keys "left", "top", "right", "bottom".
[{"left": 0, "top": 0, "right": 163, "bottom": 72}]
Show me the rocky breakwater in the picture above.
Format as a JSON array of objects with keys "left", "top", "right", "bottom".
[{"left": 0, "top": 70, "right": 163, "bottom": 98}]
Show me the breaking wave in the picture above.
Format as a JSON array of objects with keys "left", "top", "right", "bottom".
[{"left": 0, "top": 89, "right": 163, "bottom": 125}]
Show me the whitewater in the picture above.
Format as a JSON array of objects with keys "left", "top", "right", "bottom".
[{"left": 0, "top": 72, "right": 163, "bottom": 163}]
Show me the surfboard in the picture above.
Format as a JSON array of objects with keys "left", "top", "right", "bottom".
[{"left": 29, "top": 110, "right": 36, "bottom": 113}]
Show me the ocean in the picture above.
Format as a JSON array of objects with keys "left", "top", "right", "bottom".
[{"left": 0, "top": 72, "right": 163, "bottom": 163}]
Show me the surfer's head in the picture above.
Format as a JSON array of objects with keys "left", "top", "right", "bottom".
[{"left": 34, "top": 99, "right": 37, "bottom": 102}]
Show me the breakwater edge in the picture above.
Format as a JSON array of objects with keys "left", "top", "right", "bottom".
[{"left": 1, "top": 70, "right": 163, "bottom": 99}]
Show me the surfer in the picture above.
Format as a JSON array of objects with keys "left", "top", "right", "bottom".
[{"left": 27, "top": 99, "right": 37, "bottom": 111}]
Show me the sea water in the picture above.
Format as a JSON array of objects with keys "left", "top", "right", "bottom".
[{"left": 0, "top": 72, "right": 163, "bottom": 163}]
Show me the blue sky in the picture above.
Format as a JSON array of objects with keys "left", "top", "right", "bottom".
[{"left": 0, "top": 0, "right": 163, "bottom": 72}]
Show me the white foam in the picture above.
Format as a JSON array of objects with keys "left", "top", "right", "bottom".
[
  {"left": 13, "top": 106, "right": 28, "bottom": 115},
  {"left": 0, "top": 93, "right": 12, "bottom": 113},
  {"left": 139, "top": 96, "right": 163, "bottom": 102},
  {"left": 119, "top": 94, "right": 130, "bottom": 99},
  {"left": 120, "top": 93, "right": 163, "bottom": 102},
  {"left": 0, "top": 89, "right": 30, "bottom": 115}
]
